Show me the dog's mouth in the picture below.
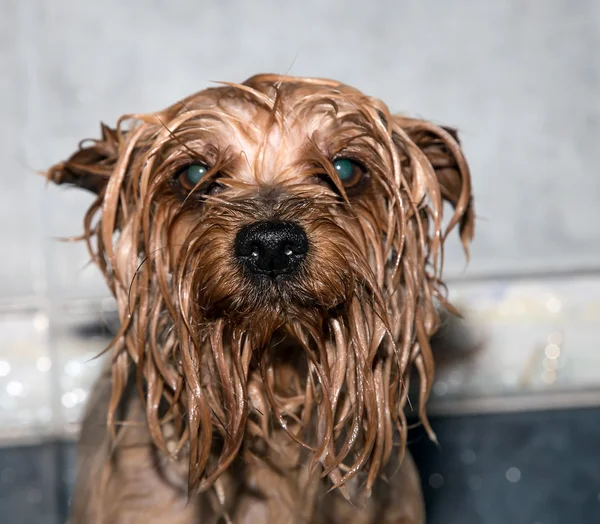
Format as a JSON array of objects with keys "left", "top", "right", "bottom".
[{"left": 190, "top": 213, "right": 366, "bottom": 326}]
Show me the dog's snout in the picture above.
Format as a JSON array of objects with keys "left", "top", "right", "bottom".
[{"left": 235, "top": 221, "right": 308, "bottom": 278}]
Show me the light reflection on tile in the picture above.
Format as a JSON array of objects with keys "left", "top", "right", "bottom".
[
  {"left": 0, "top": 312, "right": 52, "bottom": 441},
  {"left": 50, "top": 302, "right": 114, "bottom": 435},
  {"left": 432, "top": 274, "right": 600, "bottom": 409},
  {"left": 0, "top": 275, "right": 600, "bottom": 443}
]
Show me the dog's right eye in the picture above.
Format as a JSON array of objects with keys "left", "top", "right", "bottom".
[{"left": 175, "top": 163, "right": 209, "bottom": 191}]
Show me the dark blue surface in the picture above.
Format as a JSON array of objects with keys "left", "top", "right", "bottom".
[
  {"left": 410, "top": 407, "right": 600, "bottom": 524},
  {"left": 1, "top": 407, "right": 599, "bottom": 523},
  {"left": 0, "top": 441, "right": 70, "bottom": 524}
]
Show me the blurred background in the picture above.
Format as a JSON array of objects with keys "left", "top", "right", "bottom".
[{"left": 1, "top": 1, "right": 599, "bottom": 523}]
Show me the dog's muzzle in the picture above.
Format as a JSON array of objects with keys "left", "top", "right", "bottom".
[{"left": 235, "top": 221, "right": 308, "bottom": 278}]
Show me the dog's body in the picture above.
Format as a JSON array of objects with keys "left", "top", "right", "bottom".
[
  {"left": 73, "top": 360, "right": 424, "bottom": 523},
  {"left": 48, "top": 74, "right": 473, "bottom": 523}
]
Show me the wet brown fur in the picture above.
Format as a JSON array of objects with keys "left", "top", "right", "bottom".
[{"left": 47, "top": 74, "right": 474, "bottom": 523}]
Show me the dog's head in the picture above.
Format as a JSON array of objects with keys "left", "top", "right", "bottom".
[{"left": 48, "top": 74, "right": 473, "bottom": 494}]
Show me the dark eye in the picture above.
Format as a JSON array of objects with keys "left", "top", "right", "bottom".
[
  {"left": 333, "top": 158, "right": 366, "bottom": 189},
  {"left": 176, "top": 163, "right": 209, "bottom": 191}
]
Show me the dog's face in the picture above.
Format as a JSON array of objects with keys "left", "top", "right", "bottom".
[{"left": 48, "top": 74, "right": 473, "bottom": 494}]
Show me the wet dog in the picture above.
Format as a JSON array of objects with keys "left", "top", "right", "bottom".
[{"left": 47, "top": 74, "right": 474, "bottom": 523}]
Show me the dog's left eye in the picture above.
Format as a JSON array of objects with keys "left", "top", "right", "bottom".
[{"left": 333, "top": 158, "right": 366, "bottom": 189}]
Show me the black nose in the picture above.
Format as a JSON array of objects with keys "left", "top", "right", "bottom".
[{"left": 235, "top": 221, "right": 308, "bottom": 278}]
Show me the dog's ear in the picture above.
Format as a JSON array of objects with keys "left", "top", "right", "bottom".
[
  {"left": 392, "top": 116, "right": 475, "bottom": 244},
  {"left": 46, "top": 123, "right": 121, "bottom": 195}
]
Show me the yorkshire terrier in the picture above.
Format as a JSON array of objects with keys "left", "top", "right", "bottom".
[{"left": 47, "top": 74, "right": 474, "bottom": 523}]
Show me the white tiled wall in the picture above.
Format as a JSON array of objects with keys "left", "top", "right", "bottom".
[
  {"left": 1, "top": 0, "right": 599, "bottom": 442},
  {"left": 431, "top": 275, "right": 600, "bottom": 414}
]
